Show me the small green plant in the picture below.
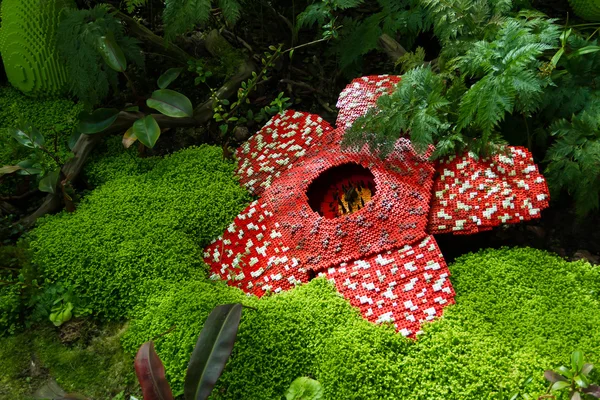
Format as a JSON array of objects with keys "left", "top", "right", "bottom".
[
  {"left": 56, "top": 5, "right": 144, "bottom": 107},
  {"left": 542, "top": 350, "right": 600, "bottom": 400},
  {"left": 134, "top": 303, "right": 243, "bottom": 400},
  {"left": 285, "top": 377, "right": 324, "bottom": 400},
  {"left": 212, "top": 43, "right": 291, "bottom": 143},
  {"left": 1, "top": 114, "right": 75, "bottom": 208}
]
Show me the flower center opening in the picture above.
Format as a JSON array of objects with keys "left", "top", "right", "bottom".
[{"left": 306, "top": 163, "right": 377, "bottom": 218}]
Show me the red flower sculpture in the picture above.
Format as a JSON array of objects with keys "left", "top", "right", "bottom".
[{"left": 204, "top": 75, "right": 549, "bottom": 337}]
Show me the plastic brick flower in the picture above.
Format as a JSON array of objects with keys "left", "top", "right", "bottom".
[{"left": 204, "top": 75, "right": 550, "bottom": 338}]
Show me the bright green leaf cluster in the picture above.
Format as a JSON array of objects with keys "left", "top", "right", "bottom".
[
  {"left": 27, "top": 145, "right": 250, "bottom": 320},
  {"left": 123, "top": 248, "right": 600, "bottom": 399}
]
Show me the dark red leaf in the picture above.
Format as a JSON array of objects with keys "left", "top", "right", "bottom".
[{"left": 135, "top": 341, "right": 175, "bottom": 400}]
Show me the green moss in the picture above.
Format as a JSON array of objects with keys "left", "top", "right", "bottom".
[
  {"left": 83, "top": 136, "right": 160, "bottom": 187},
  {"left": 0, "top": 324, "right": 135, "bottom": 399},
  {"left": 123, "top": 248, "right": 600, "bottom": 400},
  {"left": 28, "top": 145, "right": 250, "bottom": 320}
]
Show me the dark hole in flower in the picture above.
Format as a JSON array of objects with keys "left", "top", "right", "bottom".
[
  {"left": 306, "top": 163, "right": 377, "bottom": 218},
  {"left": 307, "top": 269, "right": 316, "bottom": 281}
]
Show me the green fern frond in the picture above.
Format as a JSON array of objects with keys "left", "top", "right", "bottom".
[
  {"left": 217, "top": 0, "right": 242, "bottom": 25},
  {"left": 296, "top": 2, "right": 330, "bottom": 29},
  {"left": 333, "top": 0, "right": 364, "bottom": 9},
  {"left": 56, "top": 6, "right": 143, "bottom": 107}
]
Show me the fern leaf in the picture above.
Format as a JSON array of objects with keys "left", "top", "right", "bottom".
[
  {"left": 163, "top": 0, "right": 212, "bottom": 39},
  {"left": 217, "top": 0, "right": 242, "bottom": 25}
]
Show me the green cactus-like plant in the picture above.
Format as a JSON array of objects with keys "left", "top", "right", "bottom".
[
  {"left": 569, "top": 0, "right": 600, "bottom": 21},
  {"left": 0, "top": 0, "right": 75, "bottom": 95}
]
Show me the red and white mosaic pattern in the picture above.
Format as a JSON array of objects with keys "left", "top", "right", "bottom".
[
  {"left": 319, "top": 235, "right": 455, "bottom": 337},
  {"left": 204, "top": 75, "right": 550, "bottom": 338},
  {"left": 427, "top": 148, "right": 550, "bottom": 234},
  {"left": 236, "top": 110, "right": 334, "bottom": 196}
]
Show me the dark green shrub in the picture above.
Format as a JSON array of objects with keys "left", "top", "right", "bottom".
[
  {"left": 123, "top": 248, "right": 600, "bottom": 400},
  {"left": 0, "top": 86, "right": 83, "bottom": 197},
  {"left": 28, "top": 145, "right": 250, "bottom": 320}
]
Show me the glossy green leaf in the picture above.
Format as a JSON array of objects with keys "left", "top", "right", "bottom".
[
  {"left": 39, "top": 169, "right": 61, "bottom": 194},
  {"left": 285, "top": 377, "right": 324, "bottom": 400},
  {"left": 97, "top": 35, "right": 127, "bottom": 72},
  {"left": 582, "top": 363, "right": 594, "bottom": 376},
  {"left": 184, "top": 303, "right": 242, "bottom": 400},
  {"left": 559, "top": 365, "right": 574, "bottom": 378},
  {"left": 572, "top": 350, "right": 585, "bottom": 374},
  {"left": 9, "top": 126, "right": 44, "bottom": 148},
  {"left": 133, "top": 116, "right": 161, "bottom": 149},
  {"left": 571, "top": 391, "right": 581, "bottom": 400},
  {"left": 147, "top": 89, "right": 193, "bottom": 118},
  {"left": 158, "top": 67, "right": 184, "bottom": 89},
  {"left": 574, "top": 374, "right": 589, "bottom": 388},
  {"left": 0, "top": 165, "right": 22, "bottom": 176},
  {"left": 68, "top": 132, "right": 81, "bottom": 150},
  {"left": 551, "top": 381, "right": 571, "bottom": 391},
  {"left": 79, "top": 108, "right": 120, "bottom": 134},
  {"left": 16, "top": 160, "right": 42, "bottom": 176}
]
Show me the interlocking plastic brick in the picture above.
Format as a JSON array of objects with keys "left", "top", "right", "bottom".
[
  {"left": 0, "top": 0, "right": 73, "bottom": 95},
  {"left": 206, "top": 75, "right": 550, "bottom": 337}
]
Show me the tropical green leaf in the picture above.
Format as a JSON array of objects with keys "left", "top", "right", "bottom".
[
  {"left": 147, "top": 89, "right": 193, "bottom": 118},
  {"left": 9, "top": 126, "right": 44, "bottom": 149},
  {"left": 158, "top": 67, "right": 184, "bottom": 89},
  {"left": 184, "top": 303, "right": 242, "bottom": 400},
  {"left": 39, "top": 169, "right": 61, "bottom": 194},
  {"left": 133, "top": 116, "right": 161, "bottom": 148},
  {"left": 79, "top": 108, "right": 120, "bottom": 134},
  {"left": 572, "top": 350, "right": 585, "bottom": 374},
  {"left": 551, "top": 381, "right": 571, "bottom": 391},
  {"left": 97, "top": 35, "right": 128, "bottom": 72}
]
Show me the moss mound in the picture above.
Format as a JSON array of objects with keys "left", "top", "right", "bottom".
[
  {"left": 27, "top": 145, "right": 250, "bottom": 320},
  {"left": 123, "top": 247, "right": 600, "bottom": 399}
]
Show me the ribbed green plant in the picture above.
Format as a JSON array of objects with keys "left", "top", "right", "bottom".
[{"left": 0, "top": 0, "right": 74, "bottom": 95}]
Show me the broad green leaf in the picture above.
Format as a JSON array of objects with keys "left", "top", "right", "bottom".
[
  {"left": 572, "top": 350, "right": 585, "bottom": 374},
  {"left": 158, "top": 67, "right": 184, "bottom": 89},
  {"left": 184, "top": 303, "right": 243, "bottom": 400},
  {"left": 559, "top": 365, "right": 574, "bottom": 378},
  {"left": 97, "top": 35, "right": 127, "bottom": 72},
  {"left": 133, "top": 116, "right": 161, "bottom": 148},
  {"left": 16, "top": 160, "right": 42, "bottom": 176},
  {"left": 79, "top": 108, "right": 120, "bottom": 134},
  {"left": 551, "top": 381, "right": 571, "bottom": 391},
  {"left": 574, "top": 374, "right": 589, "bottom": 388},
  {"left": 39, "top": 169, "right": 61, "bottom": 194},
  {"left": 68, "top": 132, "right": 81, "bottom": 150},
  {"left": 9, "top": 126, "right": 44, "bottom": 148},
  {"left": 122, "top": 127, "right": 138, "bottom": 149},
  {"left": 125, "top": 106, "right": 140, "bottom": 112},
  {"left": 571, "top": 392, "right": 581, "bottom": 400},
  {"left": 147, "top": 89, "right": 193, "bottom": 118},
  {"left": 285, "top": 377, "right": 324, "bottom": 400},
  {"left": 582, "top": 363, "right": 594, "bottom": 376},
  {"left": 0, "top": 165, "right": 22, "bottom": 176}
]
